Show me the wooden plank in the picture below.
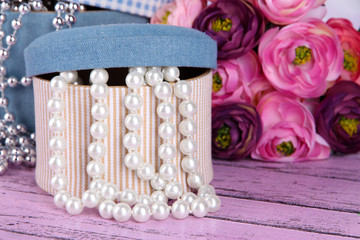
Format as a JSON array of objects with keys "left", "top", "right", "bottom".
[
  {"left": 213, "top": 153, "right": 360, "bottom": 182},
  {"left": 212, "top": 162, "right": 360, "bottom": 213},
  {"left": 211, "top": 196, "right": 360, "bottom": 238}
]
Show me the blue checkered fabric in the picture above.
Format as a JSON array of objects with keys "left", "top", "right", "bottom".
[{"left": 70, "top": 0, "right": 173, "bottom": 17}]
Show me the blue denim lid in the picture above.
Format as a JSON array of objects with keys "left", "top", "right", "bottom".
[{"left": 24, "top": 24, "right": 217, "bottom": 77}]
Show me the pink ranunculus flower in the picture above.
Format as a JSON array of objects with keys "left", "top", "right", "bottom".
[
  {"left": 255, "top": 0, "right": 326, "bottom": 25},
  {"left": 327, "top": 18, "right": 360, "bottom": 85},
  {"left": 251, "top": 92, "right": 330, "bottom": 162},
  {"left": 258, "top": 18, "right": 344, "bottom": 99},
  {"left": 150, "top": 0, "right": 206, "bottom": 28},
  {"left": 248, "top": 75, "right": 275, "bottom": 107},
  {"left": 212, "top": 50, "right": 261, "bottom": 107}
]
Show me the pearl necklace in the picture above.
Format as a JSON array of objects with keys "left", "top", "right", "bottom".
[{"left": 49, "top": 67, "right": 220, "bottom": 222}]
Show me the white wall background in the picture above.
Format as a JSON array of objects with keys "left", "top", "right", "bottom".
[{"left": 324, "top": 0, "right": 360, "bottom": 29}]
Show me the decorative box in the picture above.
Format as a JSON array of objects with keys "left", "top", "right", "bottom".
[{"left": 25, "top": 24, "right": 217, "bottom": 197}]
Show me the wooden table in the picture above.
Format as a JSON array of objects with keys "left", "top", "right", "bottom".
[{"left": 1, "top": 154, "right": 359, "bottom": 240}]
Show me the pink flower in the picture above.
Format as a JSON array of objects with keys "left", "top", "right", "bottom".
[
  {"left": 150, "top": 0, "right": 206, "bottom": 28},
  {"left": 327, "top": 18, "right": 360, "bottom": 85},
  {"left": 251, "top": 92, "right": 331, "bottom": 162},
  {"left": 212, "top": 50, "right": 261, "bottom": 107},
  {"left": 255, "top": 0, "right": 326, "bottom": 25},
  {"left": 258, "top": 18, "right": 344, "bottom": 98},
  {"left": 248, "top": 75, "right": 275, "bottom": 106}
]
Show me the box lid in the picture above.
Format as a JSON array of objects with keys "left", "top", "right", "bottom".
[{"left": 24, "top": 24, "right": 217, "bottom": 77}]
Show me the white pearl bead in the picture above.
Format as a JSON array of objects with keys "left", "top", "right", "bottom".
[
  {"left": 48, "top": 116, "right": 66, "bottom": 132},
  {"left": 90, "top": 82, "right": 109, "bottom": 99},
  {"left": 91, "top": 102, "right": 109, "bottom": 121},
  {"left": 163, "top": 66, "right": 180, "bottom": 82},
  {"left": 191, "top": 198, "right": 209, "bottom": 218},
  {"left": 150, "top": 173, "right": 167, "bottom": 191},
  {"left": 154, "top": 82, "right": 172, "bottom": 100},
  {"left": 181, "top": 192, "right": 197, "bottom": 206},
  {"left": 88, "top": 142, "right": 106, "bottom": 160},
  {"left": 89, "top": 179, "right": 106, "bottom": 193},
  {"left": 158, "top": 122, "right": 176, "bottom": 140},
  {"left": 54, "top": 190, "right": 71, "bottom": 208},
  {"left": 179, "top": 119, "right": 197, "bottom": 137},
  {"left": 124, "top": 93, "right": 143, "bottom": 110},
  {"left": 99, "top": 200, "right": 116, "bottom": 219},
  {"left": 125, "top": 113, "right": 143, "bottom": 131},
  {"left": 126, "top": 71, "right": 144, "bottom": 89},
  {"left": 137, "top": 162, "right": 155, "bottom": 181},
  {"left": 49, "top": 136, "right": 66, "bottom": 152},
  {"left": 132, "top": 203, "right": 151, "bottom": 222},
  {"left": 171, "top": 200, "right": 189, "bottom": 219},
  {"left": 118, "top": 189, "right": 138, "bottom": 206},
  {"left": 48, "top": 155, "right": 65, "bottom": 171},
  {"left": 113, "top": 203, "right": 132, "bottom": 222},
  {"left": 86, "top": 160, "right": 104, "bottom": 178},
  {"left": 101, "top": 183, "right": 118, "bottom": 201},
  {"left": 151, "top": 201, "right": 170, "bottom": 220},
  {"left": 159, "top": 163, "right": 177, "bottom": 181},
  {"left": 179, "top": 100, "right": 197, "bottom": 117},
  {"left": 145, "top": 69, "right": 163, "bottom": 86},
  {"left": 90, "top": 68, "right": 109, "bottom": 83},
  {"left": 181, "top": 156, "right": 198, "bottom": 173},
  {"left": 51, "top": 174, "right": 68, "bottom": 190},
  {"left": 158, "top": 143, "right": 177, "bottom": 161},
  {"left": 66, "top": 197, "right": 84, "bottom": 215},
  {"left": 137, "top": 194, "right": 154, "bottom": 207},
  {"left": 47, "top": 98, "right": 64, "bottom": 113},
  {"left": 174, "top": 81, "right": 192, "bottom": 99},
  {"left": 82, "top": 190, "right": 101, "bottom": 208},
  {"left": 157, "top": 102, "right": 175, "bottom": 120},
  {"left": 151, "top": 190, "right": 168, "bottom": 203},
  {"left": 129, "top": 67, "right": 147, "bottom": 76},
  {"left": 165, "top": 181, "right": 183, "bottom": 199},
  {"left": 123, "top": 132, "right": 141, "bottom": 150},
  {"left": 90, "top": 121, "right": 108, "bottom": 139},
  {"left": 198, "top": 184, "right": 216, "bottom": 196},
  {"left": 204, "top": 194, "right": 221, "bottom": 213},
  {"left": 180, "top": 139, "right": 197, "bottom": 155},
  {"left": 50, "top": 76, "right": 67, "bottom": 94},
  {"left": 124, "top": 152, "right": 143, "bottom": 170},
  {"left": 187, "top": 172, "right": 204, "bottom": 189},
  {"left": 60, "top": 71, "right": 78, "bottom": 84}
]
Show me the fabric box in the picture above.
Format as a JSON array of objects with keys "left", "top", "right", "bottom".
[{"left": 25, "top": 24, "right": 217, "bottom": 197}]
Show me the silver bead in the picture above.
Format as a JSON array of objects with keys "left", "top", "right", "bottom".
[
  {"left": 7, "top": 77, "right": 18, "bottom": 88},
  {"left": 11, "top": 18, "right": 22, "bottom": 30},
  {"left": 5, "top": 136, "right": 17, "bottom": 147},
  {"left": 0, "top": 48, "right": 9, "bottom": 61},
  {"left": 0, "top": 97, "right": 8, "bottom": 108},
  {"left": 31, "top": 0, "right": 43, "bottom": 11},
  {"left": 21, "top": 77, "right": 32, "bottom": 87},
  {"left": 19, "top": 3, "right": 30, "bottom": 14},
  {"left": 65, "top": 14, "right": 76, "bottom": 26},
  {"left": 0, "top": 159, "right": 8, "bottom": 176},
  {"left": 55, "top": 2, "right": 67, "bottom": 13},
  {"left": 0, "top": 65, "right": 6, "bottom": 77},
  {"left": 16, "top": 124, "right": 27, "bottom": 133},
  {"left": 0, "top": 1, "right": 10, "bottom": 11},
  {"left": 30, "top": 133, "right": 36, "bottom": 141},
  {"left": 0, "top": 30, "right": 4, "bottom": 40},
  {"left": 68, "top": 2, "right": 80, "bottom": 12},
  {"left": 9, "top": 155, "right": 23, "bottom": 166},
  {"left": 4, "top": 112, "right": 14, "bottom": 122},
  {"left": 0, "top": 82, "right": 7, "bottom": 91},
  {"left": 0, "top": 147, "right": 8, "bottom": 158},
  {"left": 18, "top": 136, "right": 31, "bottom": 147},
  {"left": 0, "top": 14, "right": 6, "bottom": 24},
  {"left": 10, "top": 147, "right": 22, "bottom": 156},
  {"left": 7, "top": 125, "right": 18, "bottom": 135},
  {"left": 0, "top": 130, "right": 6, "bottom": 140},
  {"left": 21, "top": 146, "right": 36, "bottom": 156},
  {"left": 23, "top": 155, "right": 36, "bottom": 167},
  {"left": 52, "top": 17, "right": 65, "bottom": 29}
]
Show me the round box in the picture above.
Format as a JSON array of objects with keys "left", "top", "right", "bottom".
[{"left": 25, "top": 24, "right": 217, "bottom": 197}]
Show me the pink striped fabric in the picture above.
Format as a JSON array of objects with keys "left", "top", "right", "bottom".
[{"left": 33, "top": 70, "right": 213, "bottom": 197}]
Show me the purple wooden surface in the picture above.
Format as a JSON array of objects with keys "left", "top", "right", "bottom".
[{"left": 1, "top": 154, "right": 360, "bottom": 240}]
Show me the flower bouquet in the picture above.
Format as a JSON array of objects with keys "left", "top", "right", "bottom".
[{"left": 151, "top": 0, "right": 360, "bottom": 162}]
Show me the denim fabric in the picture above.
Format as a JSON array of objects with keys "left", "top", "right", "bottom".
[
  {"left": 25, "top": 24, "right": 217, "bottom": 78},
  {"left": 67, "top": 0, "right": 173, "bottom": 17},
  {"left": 3, "top": 11, "right": 147, "bottom": 132}
]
